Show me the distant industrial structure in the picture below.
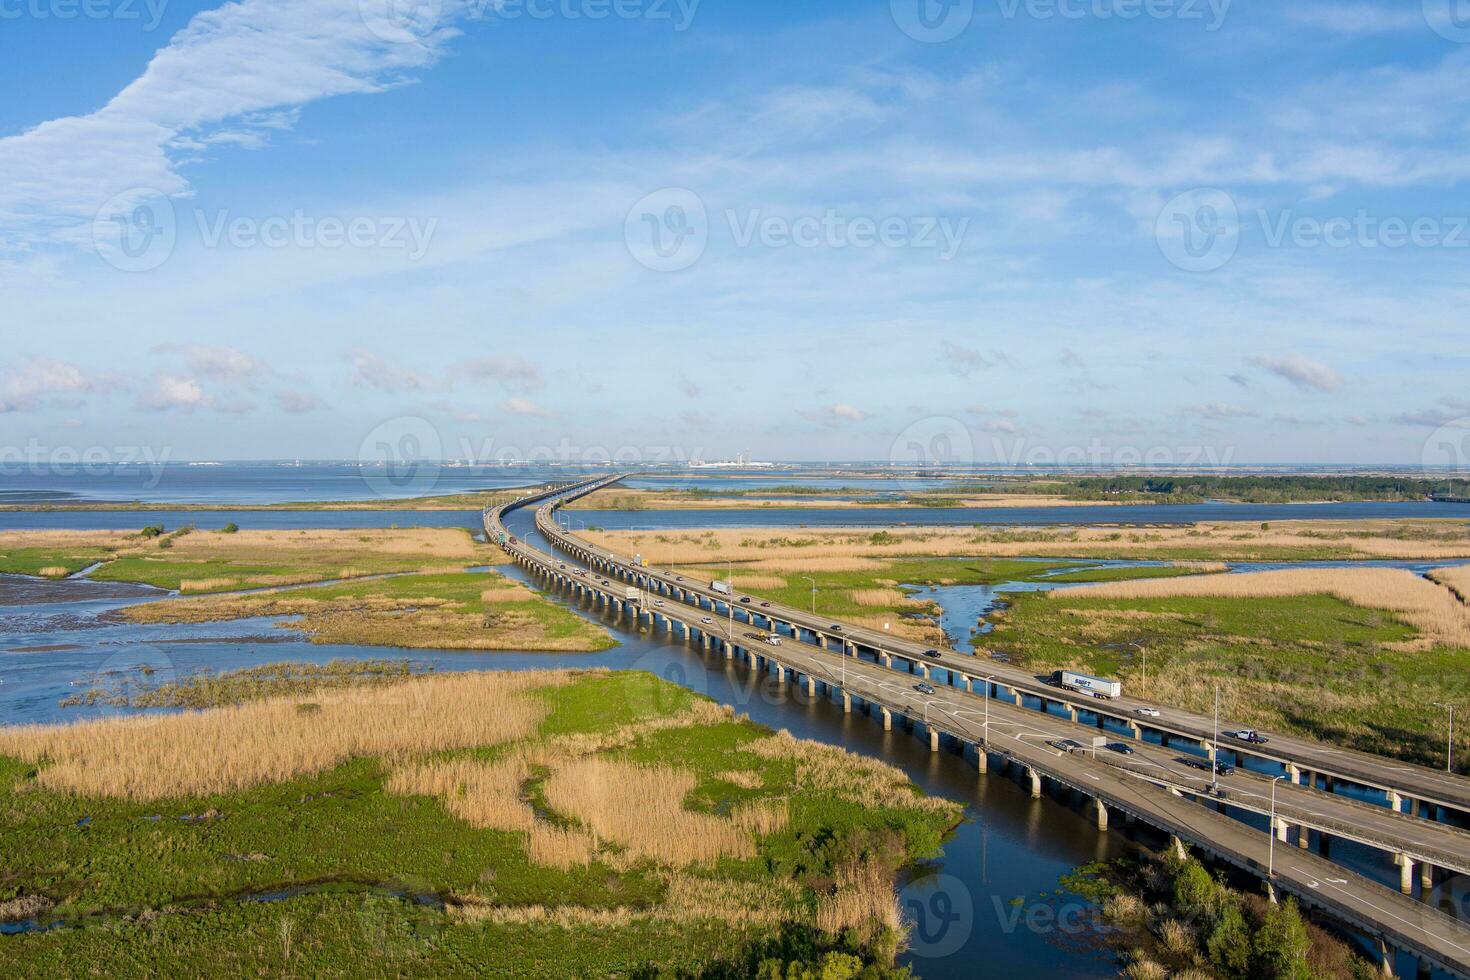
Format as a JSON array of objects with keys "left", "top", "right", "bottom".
[{"left": 691, "top": 449, "right": 779, "bottom": 469}]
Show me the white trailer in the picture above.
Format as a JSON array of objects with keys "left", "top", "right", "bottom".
[
  {"left": 1056, "top": 669, "right": 1122, "bottom": 700},
  {"left": 710, "top": 580, "right": 732, "bottom": 596},
  {"left": 624, "top": 587, "right": 642, "bottom": 604}
]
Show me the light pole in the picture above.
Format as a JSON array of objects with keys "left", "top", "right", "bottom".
[
  {"left": 1211, "top": 684, "right": 1221, "bottom": 793},
  {"left": 1434, "top": 702, "right": 1456, "bottom": 773},
  {"left": 1268, "top": 774, "right": 1287, "bottom": 879},
  {"left": 801, "top": 576, "right": 817, "bottom": 614},
  {"left": 981, "top": 674, "right": 994, "bottom": 750},
  {"left": 725, "top": 559, "right": 734, "bottom": 639}
]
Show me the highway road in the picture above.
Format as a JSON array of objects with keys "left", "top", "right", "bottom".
[{"left": 488, "top": 475, "right": 1470, "bottom": 977}]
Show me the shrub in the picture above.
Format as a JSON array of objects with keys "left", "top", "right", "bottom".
[{"left": 1252, "top": 898, "right": 1313, "bottom": 980}]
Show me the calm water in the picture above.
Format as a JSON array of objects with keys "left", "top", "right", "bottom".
[{"left": 0, "top": 510, "right": 485, "bottom": 531}]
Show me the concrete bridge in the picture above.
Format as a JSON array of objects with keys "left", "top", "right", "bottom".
[{"left": 487, "top": 475, "right": 1470, "bottom": 978}]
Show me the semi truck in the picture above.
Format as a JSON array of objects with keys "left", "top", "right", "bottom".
[
  {"left": 624, "top": 587, "right": 642, "bottom": 604},
  {"left": 1053, "top": 669, "right": 1122, "bottom": 700},
  {"left": 710, "top": 580, "right": 732, "bottom": 596}
]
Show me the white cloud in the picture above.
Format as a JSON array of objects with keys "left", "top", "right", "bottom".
[
  {"left": 0, "top": 0, "right": 459, "bottom": 250},
  {"left": 156, "top": 343, "right": 264, "bottom": 382},
  {"left": 1185, "top": 402, "right": 1257, "bottom": 420},
  {"left": 276, "top": 389, "right": 319, "bottom": 413},
  {"left": 140, "top": 374, "right": 207, "bottom": 411},
  {"left": 801, "top": 403, "right": 868, "bottom": 424},
  {"left": 349, "top": 349, "right": 436, "bottom": 393},
  {"left": 1249, "top": 355, "right": 1343, "bottom": 392},
  {"left": 500, "top": 396, "right": 551, "bottom": 418},
  {"left": 0, "top": 358, "right": 98, "bottom": 412},
  {"left": 981, "top": 419, "right": 1018, "bottom": 434},
  {"left": 454, "top": 355, "right": 543, "bottom": 392},
  {"left": 941, "top": 341, "right": 1000, "bottom": 377}
]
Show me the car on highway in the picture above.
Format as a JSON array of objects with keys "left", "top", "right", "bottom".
[
  {"left": 739, "top": 597, "right": 751, "bottom": 604},
  {"left": 654, "top": 600, "right": 664, "bottom": 606},
  {"left": 766, "top": 637, "right": 782, "bottom": 646},
  {"left": 829, "top": 624, "right": 843, "bottom": 632},
  {"left": 1228, "top": 729, "right": 1270, "bottom": 745},
  {"left": 914, "top": 682, "right": 936, "bottom": 695},
  {"left": 1181, "top": 758, "right": 1235, "bottom": 776},
  {"left": 923, "top": 649, "right": 942, "bottom": 659},
  {"left": 1049, "top": 739, "right": 1083, "bottom": 753},
  {"left": 1134, "top": 707, "right": 1161, "bottom": 718},
  {"left": 700, "top": 617, "right": 713, "bottom": 624},
  {"left": 1105, "top": 742, "right": 1134, "bottom": 755},
  {"left": 760, "top": 601, "right": 770, "bottom": 608},
  {"left": 675, "top": 576, "right": 684, "bottom": 582}
]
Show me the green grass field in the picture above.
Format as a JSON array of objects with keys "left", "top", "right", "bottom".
[
  {"left": 0, "top": 671, "right": 959, "bottom": 977},
  {"left": 987, "top": 591, "right": 1470, "bottom": 770},
  {"left": 124, "top": 571, "right": 619, "bottom": 653}
]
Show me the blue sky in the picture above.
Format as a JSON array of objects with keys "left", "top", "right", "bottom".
[{"left": 2, "top": 0, "right": 1469, "bottom": 467}]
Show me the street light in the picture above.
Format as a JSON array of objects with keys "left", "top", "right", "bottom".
[
  {"left": 981, "top": 673, "right": 994, "bottom": 749},
  {"left": 1268, "top": 774, "right": 1287, "bottom": 879},
  {"left": 801, "top": 576, "right": 817, "bottom": 614},
  {"left": 1211, "top": 684, "right": 1221, "bottom": 793},
  {"left": 1433, "top": 702, "right": 1456, "bottom": 773}
]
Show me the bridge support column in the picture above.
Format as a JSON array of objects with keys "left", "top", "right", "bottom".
[
  {"left": 774, "top": 665, "right": 786, "bottom": 686},
  {"left": 842, "top": 691, "right": 851, "bottom": 714},
  {"left": 1272, "top": 817, "right": 1288, "bottom": 843},
  {"left": 1297, "top": 826, "right": 1310, "bottom": 849},
  {"left": 806, "top": 675, "right": 816, "bottom": 698},
  {"left": 920, "top": 664, "right": 930, "bottom": 679},
  {"left": 725, "top": 642, "right": 733, "bottom": 661},
  {"left": 1064, "top": 704, "right": 1078, "bottom": 723},
  {"left": 1093, "top": 797, "right": 1107, "bottom": 831},
  {"left": 1396, "top": 853, "right": 1415, "bottom": 895},
  {"left": 1420, "top": 861, "right": 1433, "bottom": 889},
  {"left": 1171, "top": 836, "right": 1187, "bottom": 861},
  {"left": 1388, "top": 790, "right": 1402, "bottom": 812},
  {"left": 1376, "top": 938, "right": 1394, "bottom": 977},
  {"left": 881, "top": 653, "right": 892, "bottom": 668},
  {"left": 880, "top": 707, "right": 892, "bottom": 731},
  {"left": 1027, "top": 767, "right": 1041, "bottom": 799},
  {"left": 976, "top": 746, "right": 987, "bottom": 774},
  {"left": 960, "top": 674, "right": 972, "bottom": 693}
]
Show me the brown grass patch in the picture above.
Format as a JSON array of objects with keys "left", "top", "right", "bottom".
[
  {"left": 0, "top": 671, "right": 571, "bottom": 799},
  {"left": 818, "top": 860, "right": 903, "bottom": 945},
  {"left": 742, "top": 730, "right": 958, "bottom": 815},
  {"left": 527, "top": 825, "right": 601, "bottom": 870},
  {"left": 1067, "top": 567, "right": 1470, "bottom": 649},
  {"left": 715, "top": 769, "right": 765, "bottom": 790},
  {"left": 179, "top": 577, "right": 239, "bottom": 593},
  {"left": 37, "top": 566, "right": 70, "bottom": 579},
  {"left": 542, "top": 759, "right": 756, "bottom": 866},
  {"left": 850, "top": 588, "right": 910, "bottom": 607},
  {"left": 387, "top": 754, "right": 536, "bottom": 832}
]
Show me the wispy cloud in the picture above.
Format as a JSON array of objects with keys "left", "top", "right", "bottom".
[
  {"left": 1249, "top": 355, "right": 1343, "bottom": 393},
  {"left": 0, "top": 358, "right": 100, "bottom": 412},
  {"left": 501, "top": 396, "right": 551, "bottom": 418}
]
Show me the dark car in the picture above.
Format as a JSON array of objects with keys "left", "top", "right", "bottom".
[
  {"left": 739, "top": 597, "right": 751, "bottom": 603},
  {"left": 829, "top": 624, "right": 843, "bottom": 632},
  {"left": 923, "top": 648, "right": 942, "bottom": 659},
  {"left": 1049, "top": 739, "right": 1083, "bottom": 753},
  {"left": 760, "top": 601, "right": 771, "bottom": 608},
  {"left": 1106, "top": 743, "right": 1135, "bottom": 755},
  {"left": 914, "top": 682, "right": 936, "bottom": 695}
]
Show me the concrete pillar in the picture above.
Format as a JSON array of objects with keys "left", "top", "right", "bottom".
[
  {"left": 842, "top": 691, "right": 851, "bottom": 714},
  {"left": 976, "top": 747, "right": 988, "bottom": 774},
  {"left": 725, "top": 642, "right": 733, "bottom": 661},
  {"left": 1420, "top": 861, "right": 1433, "bottom": 889},
  {"left": 1376, "top": 938, "right": 1394, "bottom": 978},
  {"left": 1298, "top": 826, "right": 1310, "bottom": 849},
  {"left": 1272, "top": 818, "right": 1288, "bottom": 842},
  {"left": 929, "top": 729, "right": 939, "bottom": 753},
  {"left": 1388, "top": 790, "right": 1403, "bottom": 813},
  {"left": 806, "top": 675, "right": 816, "bottom": 697},
  {"left": 880, "top": 707, "right": 892, "bottom": 731},
  {"left": 774, "top": 666, "right": 786, "bottom": 686},
  {"left": 1093, "top": 797, "right": 1108, "bottom": 831},
  {"left": 881, "top": 653, "right": 892, "bottom": 668},
  {"left": 1397, "top": 854, "right": 1415, "bottom": 895},
  {"left": 1027, "top": 767, "right": 1042, "bottom": 799},
  {"left": 920, "top": 664, "right": 930, "bottom": 679},
  {"left": 1064, "top": 704, "right": 1078, "bottom": 723},
  {"left": 1171, "top": 836, "right": 1188, "bottom": 861},
  {"left": 961, "top": 674, "right": 972, "bottom": 693}
]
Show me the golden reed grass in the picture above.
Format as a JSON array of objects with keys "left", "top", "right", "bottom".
[
  {"left": 37, "top": 566, "right": 70, "bottom": 578},
  {"left": 817, "top": 861, "right": 903, "bottom": 945},
  {"left": 387, "top": 754, "right": 536, "bottom": 833},
  {"left": 542, "top": 759, "right": 756, "bottom": 866},
  {"left": 850, "top": 588, "right": 910, "bottom": 607},
  {"left": 584, "top": 520, "right": 1470, "bottom": 564},
  {"left": 179, "top": 577, "right": 238, "bottom": 593},
  {"left": 742, "top": 730, "right": 958, "bottom": 815},
  {"left": 1065, "top": 567, "right": 1470, "bottom": 649},
  {"left": 0, "top": 671, "right": 570, "bottom": 800}
]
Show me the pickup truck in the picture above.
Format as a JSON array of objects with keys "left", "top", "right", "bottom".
[{"left": 1228, "top": 729, "right": 1270, "bottom": 745}]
